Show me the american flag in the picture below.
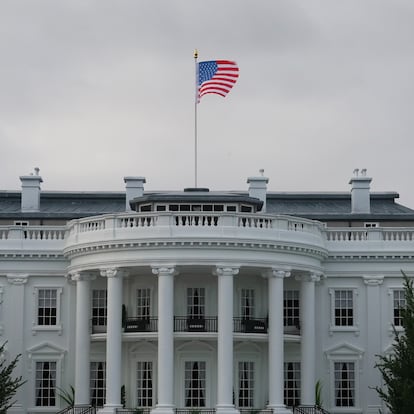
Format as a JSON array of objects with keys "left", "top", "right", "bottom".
[{"left": 197, "top": 60, "right": 239, "bottom": 101}]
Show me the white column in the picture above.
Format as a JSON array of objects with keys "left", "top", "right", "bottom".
[
  {"left": 299, "top": 273, "right": 320, "bottom": 406},
  {"left": 6, "top": 274, "right": 28, "bottom": 414},
  {"left": 151, "top": 266, "right": 177, "bottom": 414},
  {"left": 100, "top": 267, "right": 126, "bottom": 414},
  {"left": 215, "top": 266, "right": 239, "bottom": 414},
  {"left": 363, "top": 276, "right": 384, "bottom": 414},
  {"left": 72, "top": 272, "right": 95, "bottom": 406},
  {"left": 265, "top": 268, "right": 292, "bottom": 414}
]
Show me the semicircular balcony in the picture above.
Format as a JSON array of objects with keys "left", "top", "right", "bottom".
[{"left": 63, "top": 211, "right": 328, "bottom": 271}]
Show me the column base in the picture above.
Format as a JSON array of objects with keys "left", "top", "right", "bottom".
[
  {"left": 151, "top": 405, "right": 175, "bottom": 414},
  {"left": 98, "top": 404, "right": 123, "bottom": 414},
  {"left": 267, "top": 404, "right": 293, "bottom": 414},
  {"left": 216, "top": 404, "right": 240, "bottom": 414}
]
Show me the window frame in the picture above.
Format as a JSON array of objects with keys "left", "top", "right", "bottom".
[
  {"left": 329, "top": 288, "right": 359, "bottom": 336},
  {"left": 284, "top": 361, "right": 301, "bottom": 408},
  {"left": 27, "top": 343, "right": 65, "bottom": 412},
  {"left": 325, "top": 343, "right": 363, "bottom": 413},
  {"left": 388, "top": 287, "right": 405, "bottom": 334},
  {"left": 136, "top": 288, "right": 152, "bottom": 319},
  {"left": 240, "top": 288, "right": 256, "bottom": 319},
  {"left": 90, "top": 361, "right": 106, "bottom": 407},
  {"left": 91, "top": 289, "right": 108, "bottom": 329},
  {"left": 184, "top": 360, "right": 207, "bottom": 408},
  {"left": 32, "top": 287, "right": 63, "bottom": 335}
]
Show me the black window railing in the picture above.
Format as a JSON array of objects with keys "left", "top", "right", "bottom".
[
  {"left": 174, "top": 316, "right": 218, "bottom": 332},
  {"left": 233, "top": 317, "right": 268, "bottom": 334},
  {"left": 124, "top": 317, "right": 158, "bottom": 332}
]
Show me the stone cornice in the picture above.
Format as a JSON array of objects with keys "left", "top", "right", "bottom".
[
  {"left": 0, "top": 252, "right": 65, "bottom": 261},
  {"left": 63, "top": 239, "right": 328, "bottom": 261}
]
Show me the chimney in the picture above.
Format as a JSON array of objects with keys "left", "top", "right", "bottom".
[
  {"left": 124, "top": 176, "right": 146, "bottom": 211},
  {"left": 247, "top": 169, "right": 269, "bottom": 212},
  {"left": 20, "top": 168, "right": 43, "bottom": 212},
  {"left": 349, "top": 168, "right": 372, "bottom": 214}
]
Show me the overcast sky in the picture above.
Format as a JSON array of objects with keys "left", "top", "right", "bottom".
[{"left": 1, "top": 1, "right": 414, "bottom": 207}]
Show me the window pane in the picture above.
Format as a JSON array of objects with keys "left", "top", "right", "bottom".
[
  {"left": 137, "top": 361, "right": 153, "bottom": 407},
  {"left": 284, "top": 290, "right": 300, "bottom": 327},
  {"left": 241, "top": 289, "right": 255, "bottom": 319},
  {"left": 137, "top": 289, "right": 151, "bottom": 318},
  {"left": 92, "top": 290, "right": 107, "bottom": 326},
  {"left": 35, "top": 361, "right": 57, "bottom": 407},
  {"left": 37, "top": 289, "right": 57, "bottom": 326},
  {"left": 187, "top": 288, "right": 205, "bottom": 318},
  {"left": 238, "top": 361, "right": 254, "bottom": 407},
  {"left": 284, "top": 362, "right": 301, "bottom": 407},
  {"left": 334, "top": 290, "right": 354, "bottom": 326},
  {"left": 184, "top": 361, "right": 206, "bottom": 407},
  {"left": 90, "top": 362, "right": 106, "bottom": 407},
  {"left": 334, "top": 362, "right": 355, "bottom": 407}
]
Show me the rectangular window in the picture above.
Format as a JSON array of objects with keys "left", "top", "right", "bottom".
[
  {"left": 364, "top": 222, "right": 379, "bottom": 228},
  {"left": 35, "top": 361, "right": 56, "bottom": 407},
  {"left": 334, "top": 362, "right": 355, "bottom": 407},
  {"left": 137, "top": 361, "right": 153, "bottom": 407},
  {"left": 334, "top": 290, "right": 353, "bottom": 326},
  {"left": 92, "top": 290, "right": 107, "bottom": 327},
  {"left": 393, "top": 289, "right": 406, "bottom": 327},
  {"left": 137, "top": 288, "right": 151, "bottom": 319},
  {"left": 284, "top": 290, "right": 300, "bottom": 328},
  {"left": 184, "top": 361, "right": 206, "bottom": 407},
  {"left": 238, "top": 361, "right": 254, "bottom": 408},
  {"left": 37, "top": 289, "right": 57, "bottom": 326},
  {"left": 240, "top": 289, "right": 255, "bottom": 319},
  {"left": 284, "top": 362, "right": 301, "bottom": 407},
  {"left": 187, "top": 288, "right": 205, "bottom": 319},
  {"left": 90, "top": 362, "right": 106, "bottom": 407}
]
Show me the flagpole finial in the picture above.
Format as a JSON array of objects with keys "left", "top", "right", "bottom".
[{"left": 194, "top": 49, "right": 198, "bottom": 59}]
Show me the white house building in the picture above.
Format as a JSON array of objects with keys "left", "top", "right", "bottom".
[{"left": 0, "top": 168, "right": 413, "bottom": 414}]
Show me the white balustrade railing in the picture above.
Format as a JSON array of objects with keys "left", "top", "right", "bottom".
[
  {"left": 0, "top": 226, "right": 66, "bottom": 241},
  {"left": 67, "top": 212, "right": 324, "bottom": 235},
  {"left": 325, "top": 227, "right": 414, "bottom": 242}
]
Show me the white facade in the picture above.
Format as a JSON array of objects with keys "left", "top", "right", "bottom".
[{"left": 0, "top": 170, "right": 413, "bottom": 414}]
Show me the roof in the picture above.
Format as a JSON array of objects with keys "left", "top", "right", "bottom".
[
  {"left": 1, "top": 190, "right": 414, "bottom": 221},
  {"left": 265, "top": 192, "right": 414, "bottom": 220}
]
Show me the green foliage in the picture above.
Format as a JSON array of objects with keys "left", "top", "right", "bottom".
[
  {"left": 315, "top": 379, "right": 323, "bottom": 408},
  {"left": 375, "top": 271, "right": 414, "bottom": 414},
  {"left": 56, "top": 385, "right": 75, "bottom": 407},
  {"left": 0, "top": 342, "right": 26, "bottom": 413}
]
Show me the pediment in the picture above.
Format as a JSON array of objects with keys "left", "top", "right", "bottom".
[
  {"left": 27, "top": 341, "right": 66, "bottom": 358},
  {"left": 325, "top": 342, "right": 364, "bottom": 357}
]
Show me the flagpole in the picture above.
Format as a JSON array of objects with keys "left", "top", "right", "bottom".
[{"left": 194, "top": 49, "right": 198, "bottom": 188}]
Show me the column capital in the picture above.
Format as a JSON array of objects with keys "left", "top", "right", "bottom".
[
  {"left": 263, "top": 268, "right": 291, "bottom": 279},
  {"left": 100, "top": 267, "right": 128, "bottom": 279},
  {"left": 151, "top": 265, "right": 177, "bottom": 277},
  {"left": 70, "top": 271, "right": 96, "bottom": 282},
  {"left": 363, "top": 275, "right": 384, "bottom": 286},
  {"left": 6, "top": 274, "right": 29, "bottom": 285},
  {"left": 214, "top": 266, "right": 239, "bottom": 277}
]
